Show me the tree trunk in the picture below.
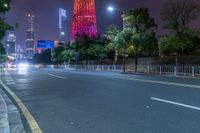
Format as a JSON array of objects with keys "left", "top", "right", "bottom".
[
  {"left": 113, "top": 48, "right": 118, "bottom": 65},
  {"left": 135, "top": 51, "right": 138, "bottom": 73},
  {"left": 86, "top": 56, "right": 89, "bottom": 65},
  {"left": 175, "top": 53, "right": 178, "bottom": 67},
  {"left": 123, "top": 51, "right": 126, "bottom": 73}
]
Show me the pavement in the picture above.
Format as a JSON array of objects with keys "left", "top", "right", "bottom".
[
  {"left": 1, "top": 67, "right": 200, "bottom": 133},
  {"left": 0, "top": 69, "right": 25, "bottom": 133}
]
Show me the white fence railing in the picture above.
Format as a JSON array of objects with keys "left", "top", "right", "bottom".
[{"left": 51, "top": 65, "right": 200, "bottom": 77}]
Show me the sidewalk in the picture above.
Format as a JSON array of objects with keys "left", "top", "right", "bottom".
[{"left": 0, "top": 87, "right": 25, "bottom": 133}]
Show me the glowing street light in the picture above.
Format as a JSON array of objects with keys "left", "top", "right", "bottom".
[
  {"left": 107, "top": 6, "right": 114, "bottom": 12},
  {"left": 107, "top": 5, "right": 125, "bottom": 30},
  {"left": 60, "top": 31, "right": 65, "bottom": 36}
]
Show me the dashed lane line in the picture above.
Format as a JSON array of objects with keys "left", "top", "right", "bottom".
[
  {"left": 151, "top": 97, "right": 200, "bottom": 111},
  {"left": 48, "top": 73, "right": 67, "bottom": 80},
  {"left": 0, "top": 80, "right": 43, "bottom": 133}
]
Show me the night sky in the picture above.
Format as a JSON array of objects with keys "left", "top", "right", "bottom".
[{"left": 4, "top": 0, "right": 200, "bottom": 49}]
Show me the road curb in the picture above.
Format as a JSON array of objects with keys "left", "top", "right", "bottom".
[
  {"left": 0, "top": 80, "right": 42, "bottom": 133},
  {"left": 0, "top": 93, "right": 10, "bottom": 133}
]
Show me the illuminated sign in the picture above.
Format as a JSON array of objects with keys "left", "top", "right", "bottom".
[{"left": 37, "top": 40, "right": 55, "bottom": 49}]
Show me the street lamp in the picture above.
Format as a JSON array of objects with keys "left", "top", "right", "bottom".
[
  {"left": 107, "top": 6, "right": 125, "bottom": 30},
  {"left": 107, "top": 6, "right": 127, "bottom": 72},
  {"left": 60, "top": 31, "right": 65, "bottom": 36},
  {"left": 108, "top": 6, "right": 114, "bottom": 12}
]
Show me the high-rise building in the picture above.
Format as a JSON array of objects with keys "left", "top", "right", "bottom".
[
  {"left": 59, "top": 8, "right": 67, "bottom": 41},
  {"left": 26, "top": 14, "right": 35, "bottom": 59},
  {"left": 5, "top": 31, "right": 16, "bottom": 55},
  {"left": 71, "top": 0, "right": 97, "bottom": 40}
]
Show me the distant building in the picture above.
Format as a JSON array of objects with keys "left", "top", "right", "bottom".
[
  {"left": 16, "top": 45, "right": 25, "bottom": 60},
  {"left": 5, "top": 31, "right": 16, "bottom": 55},
  {"left": 26, "top": 14, "right": 35, "bottom": 59},
  {"left": 59, "top": 8, "right": 67, "bottom": 42}
]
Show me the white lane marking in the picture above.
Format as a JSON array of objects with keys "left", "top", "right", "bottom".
[
  {"left": 6, "top": 79, "right": 14, "bottom": 82},
  {"left": 6, "top": 82, "right": 15, "bottom": 85},
  {"left": 48, "top": 73, "right": 67, "bottom": 80},
  {"left": 151, "top": 97, "right": 200, "bottom": 111},
  {"left": 110, "top": 76, "right": 200, "bottom": 89},
  {"left": 56, "top": 70, "right": 200, "bottom": 89}
]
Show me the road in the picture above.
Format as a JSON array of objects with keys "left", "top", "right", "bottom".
[{"left": 1, "top": 67, "right": 200, "bottom": 133}]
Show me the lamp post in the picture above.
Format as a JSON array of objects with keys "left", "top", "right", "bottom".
[
  {"left": 107, "top": 6, "right": 126, "bottom": 72},
  {"left": 107, "top": 6, "right": 125, "bottom": 30}
]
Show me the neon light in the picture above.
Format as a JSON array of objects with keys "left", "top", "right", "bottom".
[{"left": 71, "top": 0, "right": 98, "bottom": 40}]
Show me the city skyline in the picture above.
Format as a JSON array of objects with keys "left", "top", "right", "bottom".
[{"left": 4, "top": 0, "right": 200, "bottom": 49}]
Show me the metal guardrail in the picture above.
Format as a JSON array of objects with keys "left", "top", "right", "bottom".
[{"left": 49, "top": 65, "right": 200, "bottom": 77}]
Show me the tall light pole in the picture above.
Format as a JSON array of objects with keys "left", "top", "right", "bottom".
[
  {"left": 107, "top": 6, "right": 125, "bottom": 30},
  {"left": 107, "top": 6, "right": 126, "bottom": 72}
]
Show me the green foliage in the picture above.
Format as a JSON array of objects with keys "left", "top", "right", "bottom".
[
  {"left": 0, "top": 18, "right": 13, "bottom": 40},
  {"left": 160, "top": 0, "right": 200, "bottom": 35},
  {"left": 0, "top": 0, "right": 11, "bottom": 13},
  {"left": 0, "top": 42, "right": 6, "bottom": 54},
  {"left": 106, "top": 25, "right": 121, "bottom": 43},
  {"left": 140, "top": 32, "right": 158, "bottom": 56},
  {"left": 0, "top": 54, "right": 7, "bottom": 62},
  {"left": 33, "top": 49, "right": 52, "bottom": 64},
  {"left": 114, "top": 28, "right": 136, "bottom": 52},
  {"left": 61, "top": 49, "right": 75, "bottom": 61},
  {"left": 105, "top": 25, "right": 121, "bottom": 64},
  {"left": 122, "top": 8, "right": 158, "bottom": 57},
  {"left": 77, "top": 35, "right": 108, "bottom": 62},
  {"left": 124, "top": 8, "right": 157, "bottom": 33},
  {"left": 0, "top": 0, "right": 12, "bottom": 62},
  {"left": 51, "top": 46, "right": 65, "bottom": 63},
  {"left": 159, "top": 32, "right": 199, "bottom": 56}
]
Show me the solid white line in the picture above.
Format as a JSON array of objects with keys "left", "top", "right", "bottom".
[
  {"left": 48, "top": 73, "right": 67, "bottom": 79},
  {"left": 151, "top": 97, "right": 200, "bottom": 111},
  {"left": 111, "top": 76, "right": 200, "bottom": 89},
  {"left": 58, "top": 70, "right": 200, "bottom": 89}
]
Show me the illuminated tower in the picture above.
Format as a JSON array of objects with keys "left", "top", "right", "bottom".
[
  {"left": 59, "top": 8, "right": 67, "bottom": 42},
  {"left": 71, "top": 0, "right": 97, "bottom": 40},
  {"left": 26, "top": 14, "right": 35, "bottom": 59}
]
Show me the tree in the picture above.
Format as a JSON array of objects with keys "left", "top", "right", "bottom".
[
  {"left": 159, "top": 29, "right": 200, "bottom": 65},
  {"left": 0, "top": 0, "right": 12, "bottom": 62},
  {"left": 105, "top": 25, "right": 121, "bottom": 64},
  {"left": 0, "top": 0, "right": 11, "bottom": 13},
  {"left": 160, "top": 0, "right": 200, "bottom": 36},
  {"left": 159, "top": 29, "right": 199, "bottom": 55},
  {"left": 77, "top": 35, "right": 108, "bottom": 64},
  {"left": 124, "top": 8, "right": 157, "bottom": 33},
  {"left": 51, "top": 46, "right": 65, "bottom": 64},
  {"left": 114, "top": 28, "right": 137, "bottom": 72},
  {"left": 33, "top": 49, "right": 52, "bottom": 64},
  {"left": 61, "top": 48, "right": 76, "bottom": 64},
  {"left": 123, "top": 8, "right": 157, "bottom": 72},
  {"left": 160, "top": 0, "right": 200, "bottom": 65},
  {"left": 87, "top": 43, "right": 107, "bottom": 64},
  {"left": 140, "top": 31, "right": 158, "bottom": 57}
]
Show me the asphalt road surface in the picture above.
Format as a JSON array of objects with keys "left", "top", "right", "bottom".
[{"left": 1, "top": 67, "right": 200, "bottom": 133}]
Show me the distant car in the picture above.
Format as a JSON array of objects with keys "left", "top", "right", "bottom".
[
  {"left": 8, "top": 63, "right": 17, "bottom": 68},
  {"left": 34, "top": 64, "right": 45, "bottom": 68}
]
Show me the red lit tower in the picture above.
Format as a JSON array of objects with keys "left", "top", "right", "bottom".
[{"left": 71, "top": 0, "right": 97, "bottom": 40}]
